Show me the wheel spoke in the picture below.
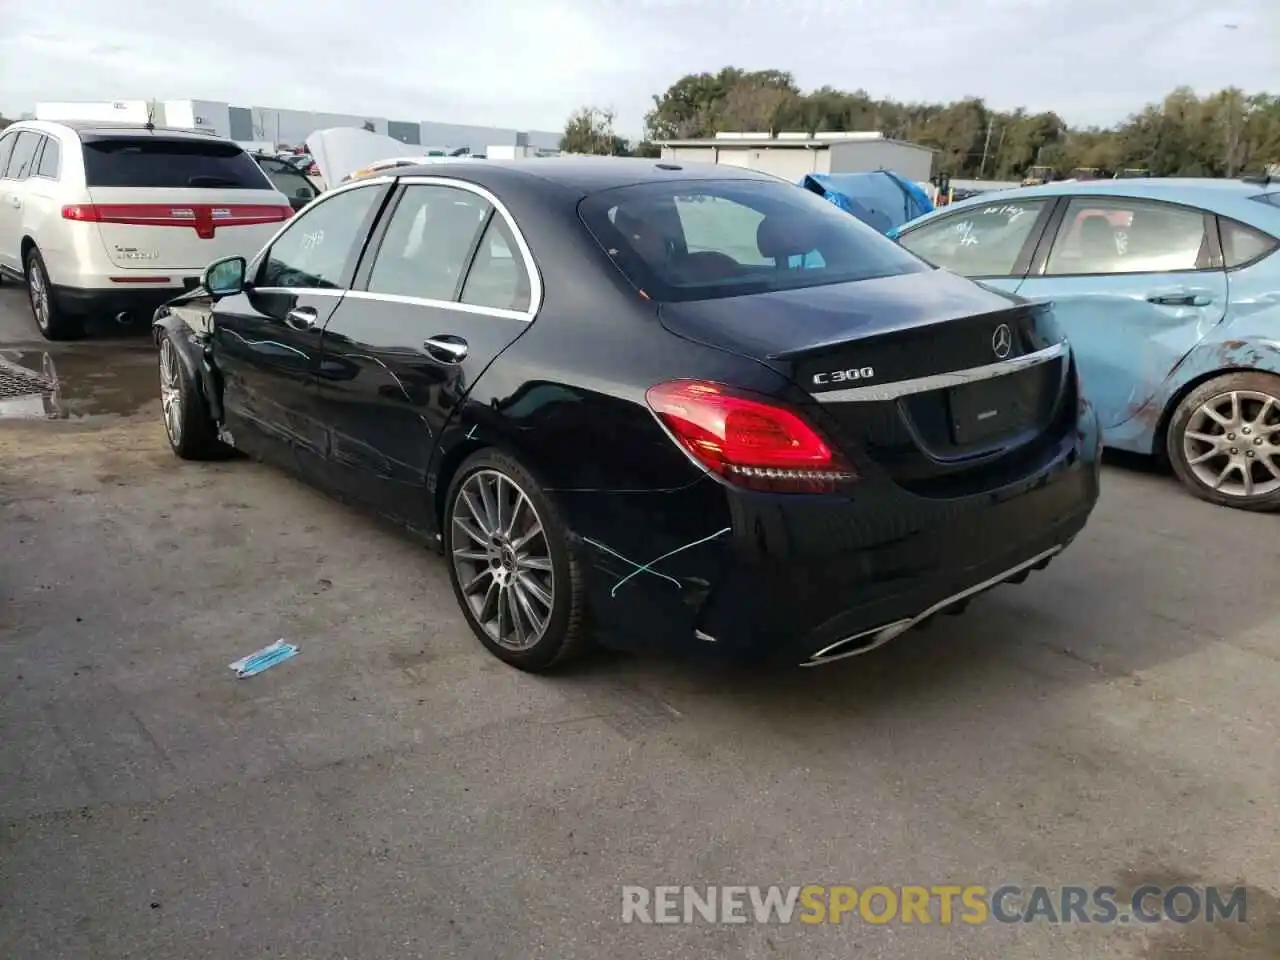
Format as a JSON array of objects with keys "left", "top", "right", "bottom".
[
  {"left": 505, "top": 492, "right": 528, "bottom": 537},
  {"left": 478, "top": 578, "right": 500, "bottom": 621},
  {"left": 507, "top": 585, "right": 528, "bottom": 646},
  {"left": 496, "top": 584, "right": 510, "bottom": 643},
  {"left": 1229, "top": 391, "right": 1241, "bottom": 424},
  {"left": 461, "top": 489, "right": 491, "bottom": 537},
  {"left": 1185, "top": 431, "right": 1221, "bottom": 446},
  {"left": 512, "top": 580, "right": 547, "bottom": 634},
  {"left": 511, "top": 521, "right": 543, "bottom": 552},
  {"left": 1204, "top": 403, "right": 1232, "bottom": 427},
  {"left": 1186, "top": 448, "right": 1220, "bottom": 466},
  {"left": 1250, "top": 397, "right": 1276, "bottom": 429},
  {"left": 453, "top": 546, "right": 488, "bottom": 563},
  {"left": 453, "top": 514, "right": 488, "bottom": 546},
  {"left": 519, "top": 574, "right": 553, "bottom": 609},
  {"left": 461, "top": 567, "right": 491, "bottom": 595},
  {"left": 478, "top": 475, "right": 499, "bottom": 532},
  {"left": 518, "top": 554, "right": 553, "bottom": 572}
]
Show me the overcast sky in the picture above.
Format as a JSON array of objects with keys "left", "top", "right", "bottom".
[{"left": 1, "top": 0, "right": 1276, "bottom": 137}]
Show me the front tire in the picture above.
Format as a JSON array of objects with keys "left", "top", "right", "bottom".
[
  {"left": 158, "top": 333, "right": 229, "bottom": 460},
  {"left": 444, "top": 449, "right": 589, "bottom": 671},
  {"left": 1166, "top": 371, "right": 1280, "bottom": 512},
  {"left": 26, "top": 248, "right": 83, "bottom": 341}
]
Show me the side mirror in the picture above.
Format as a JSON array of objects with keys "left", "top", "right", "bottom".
[{"left": 204, "top": 256, "right": 247, "bottom": 299}]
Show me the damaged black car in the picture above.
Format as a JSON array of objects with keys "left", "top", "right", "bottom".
[{"left": 153, "top": 158, "right": 1102, "bottom": 672}]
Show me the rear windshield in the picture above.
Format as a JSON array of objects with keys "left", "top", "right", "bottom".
[
  {"left": 81, "top": 137, "right": 273, "bottom": 189},
  {"left": 578, "top": 178, "right": 928, "bottom": 302}
]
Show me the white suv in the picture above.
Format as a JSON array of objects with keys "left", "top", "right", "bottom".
[{"left": 0, "top": 120, "right": 293, "bottom": 340}]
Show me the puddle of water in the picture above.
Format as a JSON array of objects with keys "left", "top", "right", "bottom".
[{"left": 0, "top": 347, "right": 159, "bottom": 422}]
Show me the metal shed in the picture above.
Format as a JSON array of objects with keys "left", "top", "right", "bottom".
[{"left": 658, "top": 132, "right": 936, "bottom": 183}]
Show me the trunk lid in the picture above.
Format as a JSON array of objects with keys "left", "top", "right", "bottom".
[
  {"left": 78, "top": 133, "right": 291, "bottom": 270},
  {"left": 659, "top": 269, "right": 1074, "bottom": 495}
]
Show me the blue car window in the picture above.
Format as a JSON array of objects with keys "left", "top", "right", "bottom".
[{"left": 1045, "top": 199, "right": 1207, "bottom": 276}]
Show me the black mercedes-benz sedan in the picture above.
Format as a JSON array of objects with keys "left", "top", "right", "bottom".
[{"left": 153, "top": 157, "right": 1102, "bottom": 672}]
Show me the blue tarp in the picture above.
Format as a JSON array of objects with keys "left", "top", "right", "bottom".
[{"left": 801, "top": 171, "right": 934, "bottom": 234}]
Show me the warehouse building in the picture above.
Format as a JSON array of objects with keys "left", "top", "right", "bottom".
[
  {"left": 33, "top": 99, "right": 561, "bottom": 155},
  {"left": 658, "top": 131, "right": 935, "bottom": 183}
]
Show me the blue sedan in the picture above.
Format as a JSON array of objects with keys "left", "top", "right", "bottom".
[{"left": 890, "top": 177, "right": 1280, "bottom": 511}]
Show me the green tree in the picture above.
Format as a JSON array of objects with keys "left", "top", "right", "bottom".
[
  {"left": 560, "top": 107, "right": 629, "bottom": 156},
  {"left": 638, "top": 69, "right": 1280, "bottom": 179}
]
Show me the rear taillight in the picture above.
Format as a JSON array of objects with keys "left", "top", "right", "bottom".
[
  {"left": 646, "top": 380, "right": 858, "bottom": 494},
  {"left": 62, "top": 203, "right": 292, "bottom": 236}
]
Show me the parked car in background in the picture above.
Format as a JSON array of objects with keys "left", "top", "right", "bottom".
[
  {"left": 340, "top": 155, "right": 478, "bottom": 184},
  {"left": 152, "top": 158, "right": 1100, "bottom": 672},
  {"left": 251, "top": 153, "right": 322, "bottom": 211},
  {"left": 890, "top": 177, "right": 1280, "bottom": 511},
  {"left": 0, "top": 120, "right": 293, "bottom": 339}
]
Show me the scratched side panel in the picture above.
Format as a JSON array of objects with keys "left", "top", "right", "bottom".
[{"left": 1104, "top": 255, "right": 1280, "bottom": 455}]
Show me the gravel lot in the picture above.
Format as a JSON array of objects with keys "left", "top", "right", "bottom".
[{"left": 1, "top": 286, "right": 1277, "bottom": 960}]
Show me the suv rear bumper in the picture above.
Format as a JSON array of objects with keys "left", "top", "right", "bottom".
[{"left": 53, "top": 283, "right": 194, "bottom": 319}]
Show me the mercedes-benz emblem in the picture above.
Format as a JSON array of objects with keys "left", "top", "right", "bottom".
[{"left": 992, "top": 323, "right": 1013, "bottom": 360}]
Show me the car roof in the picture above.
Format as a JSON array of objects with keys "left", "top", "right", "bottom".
[
  {"left": 391, "top": 156, "right": 780, "bottom": 195},
  {"left": 909, "top": 176, "right": 1280, "bottom": 232},
  {"left": 7, "top": 119, "right": 230, "bottom": 142}
]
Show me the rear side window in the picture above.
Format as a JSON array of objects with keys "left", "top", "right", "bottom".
[
  {"left": 579, "top": 178, "right": 927, "bottom": 303},
  {"left": 1220, "top": 219, "right": 1278, "bottom": 268},
  {"left": 35, "top": 138, "right": 60, "bottom": 179},
  {"left": 1250, "top": 193, "right": 1280, "bottom": 208},
  {"left": 81, "top": 137, "right": 273, "bottom": 189}
]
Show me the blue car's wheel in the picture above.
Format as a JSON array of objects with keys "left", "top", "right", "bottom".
[{"left": 1166, "top": 371, "right": 1280, "bottom": 512}]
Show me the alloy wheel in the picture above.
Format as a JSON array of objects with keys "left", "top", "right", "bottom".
[
  {"left": 450, "top": 469, "right": 555, "bottom": 651},
  {"left": 158, "top": 338, "right": 184, "bottom": 447},
  {"left": 28, "top": 261, "right": 50, "bottom": 332},
  {"left": 1182, "top": 389, "right": 1280, "bottom": 499}
]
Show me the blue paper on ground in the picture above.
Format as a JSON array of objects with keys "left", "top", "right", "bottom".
[{"left": 229, "top": 640, "right": 300, "bottom": 678}]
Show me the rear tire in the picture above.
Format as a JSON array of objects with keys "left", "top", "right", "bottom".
[
  {"left": 443, "top": 449, "right": 590, "bottom": 672},
  {"left": 158, "top": 332, "right": 230, "bottom": 460},
  {"left": 1166, "top": 370, "right": 1280, "bottom": 512},
  {"left": 26, "top": 248, "right": 83, "bottom": 341}
]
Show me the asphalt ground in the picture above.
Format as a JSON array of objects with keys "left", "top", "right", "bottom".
[{"left": 1, "top": 284, "right": 1277, "bottom": 959}]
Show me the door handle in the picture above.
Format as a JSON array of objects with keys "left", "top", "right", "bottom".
[
  {"left": 7, "top": 196, "right": 20, "bottom": 209},
  {"left": 284, "top": 306, "right": 318, "bottom": 330},
  {"left": 1147, "top": 293, "right": 1211, "bottom": 307},
  {"left": 424, "top": 336, "right": 468, "bottom": 363}
]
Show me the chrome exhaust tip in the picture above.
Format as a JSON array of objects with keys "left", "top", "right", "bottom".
[
  {"left": 114, "top": 311, "right": 132, "bottom": 325},
  {"left": 799, "top": 544, "right": 1066, "bottom": 668},
  {"left": 802, "top": 618, "right": 915, "bottom": 666}
]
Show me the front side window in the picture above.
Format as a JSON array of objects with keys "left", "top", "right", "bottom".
[
  {"left": 3, "top": 132, "right": 41, "bottom": 180},
  {"left": 0, "top": 132, "right": 16, "bottom": 177},
  {"left": 579, "top": 178, "right": 927, "bottom": 303},
  {"left": 366, "top": 184, "right": 490, "bottom": 300},
  {"left": 1045, "top": 198, "right": 1209, "bottom": 276},
  {"left": 258, "top": 184, "right": 384, "bottom": 289},
  {"left": 898, "top": 199, "right": 1049, "bottom": 278}
]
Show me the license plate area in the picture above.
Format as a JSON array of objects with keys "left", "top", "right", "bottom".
[{"left": 947, "top": 375, "right": 1037, "bottom": 446}]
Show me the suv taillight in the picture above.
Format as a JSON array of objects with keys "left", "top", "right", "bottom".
[{"left": 646, "top": 380, "right": 858, "bottom": 494}]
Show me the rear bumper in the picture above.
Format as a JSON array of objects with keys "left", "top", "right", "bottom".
[{"left": 52, "top": 283, "right": 194, "bottom": 319}]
